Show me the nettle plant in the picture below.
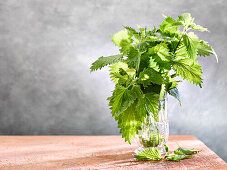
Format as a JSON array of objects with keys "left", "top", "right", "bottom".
[{"left": 90, "top": 13, "right": 217, "bottom": 144}]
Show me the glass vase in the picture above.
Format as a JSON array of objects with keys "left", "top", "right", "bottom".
[{"left": 135, "top": 93, "right": 169, "bottom": 155}]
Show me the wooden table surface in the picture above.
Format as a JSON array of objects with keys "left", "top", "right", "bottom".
[{"left": 0, "top": 136, "right": 226, "bottom": 170}]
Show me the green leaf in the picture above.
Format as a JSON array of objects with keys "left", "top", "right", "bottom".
[
  {"left": 165, "top": 154, "right": 193, "bottom": 161},
  {"left": 119, "top": 40, "right": 133, "bottom": 54},
  {"left": 164, "top": 143, "right": 169, "bottom": 153},
  {"left": 174, "top": 147, "right": 200, "bottom": 155},
  {"left": 123, "top": 26, "right": 140, "bottom": 39},
  {"left": 182, "top": 32, "right": 199, "bottom": 60},
  {"left": 134, "top": 147, "right": 162, "bottom": 161},
  {"left": 149, "top": 43, "right": 170, "bottom": 61},
  {"left": 177, "top": 13, "right": 208, "bottom": 32},
  {"left": 173, "top": 149, "right": 185, "bottom": 155},
  {"left": 109, "top": 61, "right": 128, "bottom": 72},
  {"left": 109, "top": 62, "right": 136, "bottom": 83},
  {"left": 116, "top": 102, "right": 144, "bottom": 143},
  {"left": 139, "top": 68, "right": 164, "bottom": 87},
  {"left": 111, "top": 30, "right": 131, "bottom": 47},
  {"left": 172, "top": 58, "right": 203, "bottom": 87},
  {"left": 177, "top": 13, "right": 194, "bottom": 27},
  {"left": 197, "top": 41, "right": 218, "bottom": 62},
  {"left": 165, "top": 145, "right": 199, "bottom": 161},
  {"left": 147, "top": 32, "right": 178, "bottom": 42},
  {"left": 90, "top": 54, "right": 123, "bottom": 72},
  {"left": 197, "top": 40, "right": 213, "bottom": 56},
  {"left": 109, "top": 72, "right": 126, "bottom": 85},
  {"left": 110, "top": 85, "right": 137, "bottom": 116},
  {"left": 131, "top": 85, "right": 142, "bottom": 98},
  {"left": 168, "top": 87, "right": 181, "bottom": 104},
  {"left": 148, "top": 43, "right": 172, "bottom": 71},
  {"left": 191, "top": 24, "right": 208, "bottom": 32},
  {"left": 137, "top": 93, "right": 159, "bottom": 121},
  {"left": 126, "top": 47, "right": 141, "bottom": 71},
  {"left": 140, "top": 133, "right": 161, "bottom": 147},
  {"left": 149, "top": 57, "right": 160, "bottom": 72},
  {"left": 159, "top": 16, "right": 180, "bottom": 36},
  {"left": 175, "top": 44, "right": 188, "bottom": 58},
  {"left": 136, "top": 95, "right": 147, "bottom": 119},
  {"left": 165, "top": 75, "right": 178, "bottom": 90}
]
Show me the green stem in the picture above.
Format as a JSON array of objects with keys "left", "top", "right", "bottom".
[
  {"left": 173, "top": 27, "right": 187, "bottom": 54},
  {"left": 173, "top": 37, "right": 183, "bottom": 54}
]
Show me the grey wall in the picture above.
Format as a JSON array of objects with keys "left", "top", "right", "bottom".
[{"left": 0, "top": 0, "right": 226, "bottom": 161}]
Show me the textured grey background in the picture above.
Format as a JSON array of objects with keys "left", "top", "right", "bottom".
[{"left": 0, "top": 0, "right": 226, "bottom": 161}]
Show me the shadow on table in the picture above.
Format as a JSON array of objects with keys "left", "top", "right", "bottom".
[
  {"left": 57, "top": 151, "right": 162, "bottom": 168},
  {"left": 5, "top": 151, "right": 166, "bottom": 169}
]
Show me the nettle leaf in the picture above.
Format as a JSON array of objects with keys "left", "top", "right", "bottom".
[
  {"left": 174, "top": 147, "right": 200, "bottom": 155},
  {"left": 111, "top": 30, "right": 131, "bottom": 47},
  {"left": 150, "top": 55, "right": 172, "bottom": 72},
  {"left": 173, "top": 149, "right": 185, "bottom": 155},
  {"left": 197, "top": 40, "right": 213, "bottom": 56},
  {"left": 177, "top": 13, "right": 194, "bottom": 27},
  {"left": 197, "top": 40, "right": 218, "bottom": 62},
  {"left": 134, "top": 147, "right": 162, "bottom": 161},
  {"left": 140, "top": 132, "right": 161, "bottom": 147},
  {"left": 126, "top": 47, "right": 141, "bottom": 71},
  {"left": 137, "top": 93, "right": 159, "bottom": 121},
  {"left": 149, "top": 43, "right": 170, "bottom": 61},
  {"left": 165, "top": 146, "right": 199, "bottom": 161},
  {"left": 149, "top": 57, "right": 160, "bottom": 72},
  {"left": 147, "top": 32, "right": 178, "bottom": 42},
  {"left": 159, "top": 16, "right": 180, "bottom": 36},
  {"left": 165, "top": 154, "right": 193, "bottom": 161},
  {"left": 131, "top": 85, "right": 142, "bottom": 98},
  {"left": 90, "top": 54, "right": 123, "bottom": 72},
  {"left": 110, "top": 72, "right": 128, "bottom": 85},
  {"left": 137, "top": 25, "right": 147, "bottom": 38},
  {"left": 165, "top": 75, "right": 178, "bottom": 90},
  {"left": 109, "top": 62, "right": 136, "bottom": 83},
  {"left": 123, "top": 26, "right": 140, "bottom": 39},
  {"left": 182, "top": 32, "right": 199, "bottom": 60},
  {"left": 109, "top": 62, "right": 128, "bottom": 83},
  {"left": 116, "top": 102, "right": 144, "bottom": 143},
  {"left": 172, "top": 58, "right": 203, "bottom": 87},
  {"left": 138, "top": 53, "right": 150, "bottom": 73},
  {"left": 175, "top": 44, "right": 188, "bottom": 58},
  {"left": 109, "top": 61, "right": 128, "bottom": 72},
  {"left": 191, "top": 24, "right": 208, "bottom": 32},
  {"left": 177, "top": 13, "right": 208, "bottom": 32},
  {"left": 136, "top": 96, "right": 148, "bottom": 120},
  {"left": 139, "top": 68, "right": 164, "bottom": 87},
  {"left": 164, "top": 143, "right": 169, "bottom": 153},
  {"left": 168, "top": 87, "right": 181, "bottom": 104},
  {"left": 119, "top": 40, "right": 133, "bottom": 54},
  {"left": 148, "top": 44, "right": 172, "bottom": 71},
  {"left": 110, "top": 85, "right": 137, "bottom": 116},
  {"left": 143, "top": 93, "right": 160, "bottom": 114}
]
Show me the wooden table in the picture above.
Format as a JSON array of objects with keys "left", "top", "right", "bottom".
[{"left": 0, "top": 136, "right": 226, "bottom": 169}]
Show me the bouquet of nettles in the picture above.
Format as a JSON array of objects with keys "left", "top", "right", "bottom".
[{"left": 90, "top": 13, "right": 217, "bottom": 145}]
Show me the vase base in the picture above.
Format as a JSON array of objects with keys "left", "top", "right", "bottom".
[{"left": 134, "top": 145, "right": 166, "bottom": 155}]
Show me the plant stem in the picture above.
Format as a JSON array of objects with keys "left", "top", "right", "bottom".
[
  {"left": 173, "top": 37, "right": 183, "bottom": 54},
  {"left": 173, "top": 27, "right": 187, "bottom": 54}
]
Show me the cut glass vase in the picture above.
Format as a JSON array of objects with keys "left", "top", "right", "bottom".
[{"left": 134, "top": 93, "right": 169, "bottom": 155}]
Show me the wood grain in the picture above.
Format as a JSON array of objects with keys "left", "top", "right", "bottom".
[{"left": 0, "top": 136, "right": 226, "bottom": 169}]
